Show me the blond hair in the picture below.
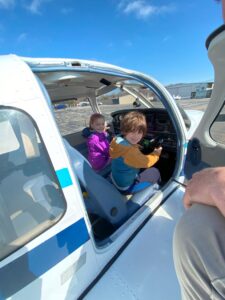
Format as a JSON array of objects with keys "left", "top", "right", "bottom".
[{"left": 89, "top": 113, "right": 105, "bottom": 129}]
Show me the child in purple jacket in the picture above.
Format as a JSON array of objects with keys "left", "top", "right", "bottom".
[{"left": 86, "top": 113, "right": 110, "bottom": 171}]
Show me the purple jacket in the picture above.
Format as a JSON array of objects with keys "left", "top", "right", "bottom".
[{"left": 87, "top": 131, "right": 110, "bottom": 171}]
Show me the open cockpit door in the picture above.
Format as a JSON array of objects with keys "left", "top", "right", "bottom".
[{"left": 184, "top": 25, "right": 225, "bottom": 180}]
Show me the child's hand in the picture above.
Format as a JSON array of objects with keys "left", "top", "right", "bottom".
[{"left": 153, "top": 146, "right": 162, "bottom": 156}]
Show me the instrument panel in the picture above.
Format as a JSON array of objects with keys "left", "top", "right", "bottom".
[{"left": 111, "top": 108, "right": 177, "bottom": 150}]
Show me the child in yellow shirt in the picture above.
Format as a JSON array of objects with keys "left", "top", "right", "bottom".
[{"left": 110, "top": 111, "right": 162, "bottom": 194}]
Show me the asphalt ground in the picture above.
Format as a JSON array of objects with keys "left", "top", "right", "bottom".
[
  {"left": 176, "top": 98, "right": 210, "bottom": 111},
  {"left": 55, "top": 97, "right": 225, "bottom": 143},
  {"left": 55, "top": 98, "right": 211, "bottom": 136}
]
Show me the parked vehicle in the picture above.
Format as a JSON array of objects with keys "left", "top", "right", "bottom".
[
  {"left": 55, "top": 103, "right": 67, "bottom": 110},
  {"left": 173, "top": 95, "right": 181, "bottom": 100},
  {"left": 77, "top": 101, "right": 90, "bottom": 107}
]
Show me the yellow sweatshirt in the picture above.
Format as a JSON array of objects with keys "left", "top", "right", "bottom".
[{"left": 110, "top": 136, "right": 160, "bottom": 188}]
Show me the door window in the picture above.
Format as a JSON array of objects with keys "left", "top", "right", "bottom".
[
  {"left": 0, "top": 108, "right": 66, "bottom": 260},
  {"left": 210, "top": 103, "right": 225, "bottom": 145}
]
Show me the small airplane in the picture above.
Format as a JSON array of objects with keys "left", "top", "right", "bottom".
[{"left": 0, "top": 24, "right": 225, "bottom": 300}]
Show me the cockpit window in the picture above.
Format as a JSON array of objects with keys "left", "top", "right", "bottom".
[{"left": 0, "top": 108, "right": 66, "bottom": 260}]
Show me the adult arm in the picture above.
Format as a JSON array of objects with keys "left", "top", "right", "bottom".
[{"left": 184, "top": 167, "right": 225, "bottom": 217}]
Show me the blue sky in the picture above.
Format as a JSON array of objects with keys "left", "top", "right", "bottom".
[{"left": 0, "top": 0, "right": 223, "bottom": 84}]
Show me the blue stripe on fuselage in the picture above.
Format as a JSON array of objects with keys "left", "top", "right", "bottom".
[
  {"left": 0, "top": 218, "right": 89, "bottom": 299},
  {"left": 56, "top": 168, "right": 73, "bottom": 188}
]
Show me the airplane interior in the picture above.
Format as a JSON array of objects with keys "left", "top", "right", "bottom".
[{"left": 35, "top": 69, "right": 189, "bottom": 243}]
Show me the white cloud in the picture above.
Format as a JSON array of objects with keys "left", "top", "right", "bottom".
[
  {"left": 0, "top": 0, "right": 15, "bottom": 9},
  {"left": 25, "top": 0, "right": 52, "bottom": 14},
  {"left": 124, "top": 1, "right": 156, "bottom": 18},
  {"left": 17, "top": 32, "right": 27, "bottom": 42},
  {"left": 26, "top": 0, "right": 42, "bottom": 14},
  {"left": 118, "top": 0, "right": 176, "bottom": 19},
  {"left": 0, "top": 0, "right": 54, "bottom": 13}
]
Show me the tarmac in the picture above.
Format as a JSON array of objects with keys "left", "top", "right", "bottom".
[{"left": 55, "top": 98, "right": 211, "bottom": 136}]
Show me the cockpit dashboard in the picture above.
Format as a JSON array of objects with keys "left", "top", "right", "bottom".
[{"left": 111, "top": 108, "right": 177, "bottom": 151}]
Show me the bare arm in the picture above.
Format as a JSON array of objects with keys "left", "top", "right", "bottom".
[{"left": 184, "top": 167, "right": 225, "bottom": 217}]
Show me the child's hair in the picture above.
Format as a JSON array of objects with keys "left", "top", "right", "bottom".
[
  {"left": 89, "top": 113, "right": 105, "bottom": 129},
  {"left": 120, "top": 111, "right": 147, "bottom": 136}
]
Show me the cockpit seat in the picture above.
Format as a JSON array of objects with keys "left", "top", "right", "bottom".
[{"left": 64, "top": 139, "right": 159, "bottom": 226}]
